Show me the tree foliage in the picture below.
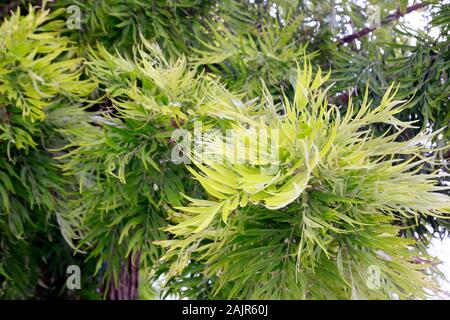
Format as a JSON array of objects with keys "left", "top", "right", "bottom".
[
  {"left": 0, "top": 0, "right": 449, "bottom": 299},
  {"left": 0, "top": 4, "right": 96, "bottom": 298}
]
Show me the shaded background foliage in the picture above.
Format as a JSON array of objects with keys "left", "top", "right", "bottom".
[{"left": 0, "top": 0, "right": 448, "bottom": 299}]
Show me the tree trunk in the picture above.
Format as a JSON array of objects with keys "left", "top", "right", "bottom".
[{"left": 107, "top": 252, "right": 140, "bottom": 300}]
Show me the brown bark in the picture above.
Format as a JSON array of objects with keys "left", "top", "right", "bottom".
[
  {"left": 338, "top": 3, "right": 429, "bottom": 45},
  {"left": 107, "top": 252, "right": 141, "bottom": 300}
]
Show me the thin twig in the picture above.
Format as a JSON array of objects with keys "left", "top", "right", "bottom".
[{"left": 338, "top": 2, "right": 429, "bottom": 45}]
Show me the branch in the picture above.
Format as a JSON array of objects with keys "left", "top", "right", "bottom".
[{"left": 338, "top": 2, "right": 429, "bottom": 45}]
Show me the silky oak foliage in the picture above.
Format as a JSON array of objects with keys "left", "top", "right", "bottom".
[
  {"left": 157, "top": 61, "right": 450, "bottom": 299},
  {"left": 0, "top": 0, "right": 449, "bottom": 300},
  {"left": 0, "top": 4, "right": 96, "bottom": 298}
]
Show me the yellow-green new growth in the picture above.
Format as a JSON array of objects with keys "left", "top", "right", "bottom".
[{"left": 159, "top": 59, "right": 449, "bottom": 299}]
